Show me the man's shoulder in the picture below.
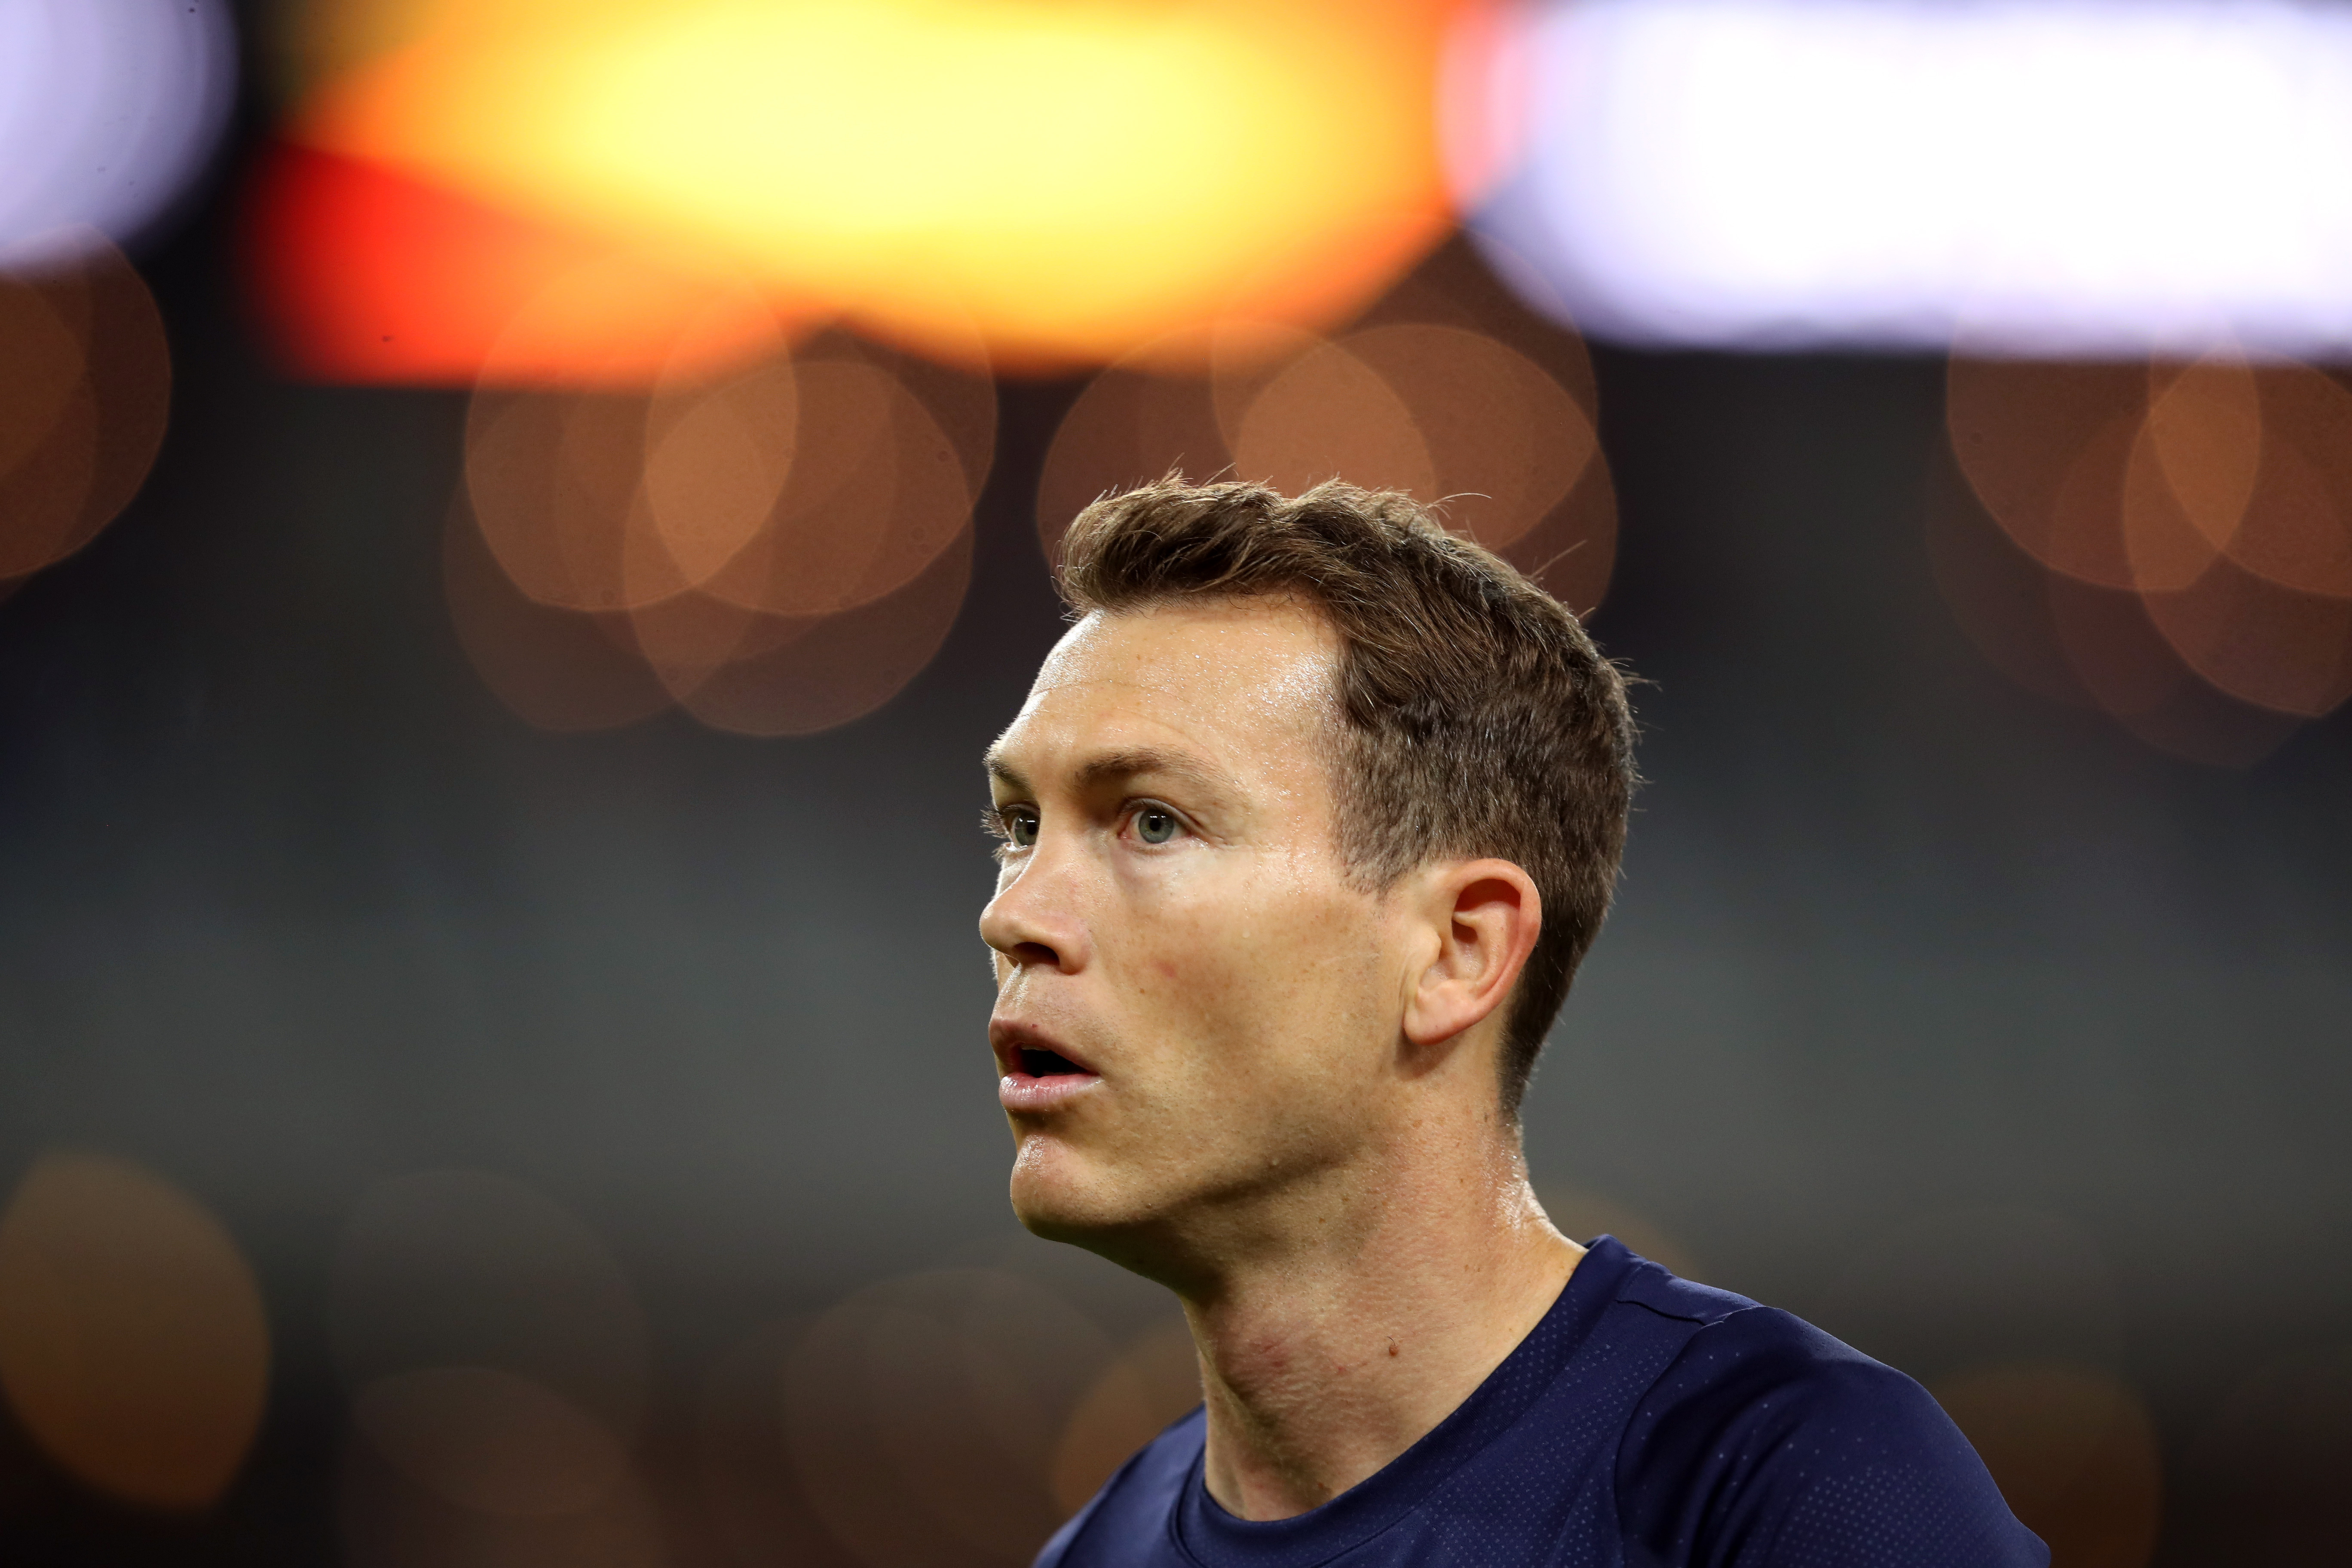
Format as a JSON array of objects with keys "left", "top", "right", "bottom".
[
  {"left": 1612, "top": 1261, "right": 1902, "bottom": 1410},
  {"left": 1033, "top": 1405, "right": 1203, "bottom": 1568},
  {"left": 1600, "top": 1258, "right": 2046, "bottom": 1568},
  {"left": 1605, "top": 1245, "right": 1770, "bottom": 1329},
  {"left": 1593, "top": 1245, "right": 1960, "bottom": 1433}
]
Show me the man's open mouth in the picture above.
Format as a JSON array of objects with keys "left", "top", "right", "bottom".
[{"left": 1018, "top": 1047, "right": 1088, "bottom": 1077}]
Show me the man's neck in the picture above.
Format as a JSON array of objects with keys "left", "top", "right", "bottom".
[{"left": 1175, "top": 1133, "right": 1582, "bottom": 1522}]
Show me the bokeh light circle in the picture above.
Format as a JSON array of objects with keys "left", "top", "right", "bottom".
[
  {"left": 1040, "top": 305, "right": 1615, "bottom": 614},
  {"left": 444, "top": 496, "right": 676, "bottom": 733},
  {"left": 0, "top": 241, "right": 172, "bottom": 583},
  {"left": 1230, "top": 338, "right": 1436, "bottom": 502},
  {"left": 1947, "top": 359, "right": 2147, "bottom": 591},
  {"left": 784, "top": 1268, "right": 1112, "bottom": 1566},
  {"left": 450, "top": 328, "right": 986, "bottom": 737},
  {"left": 680, "top": 521, "right": 973, "bottom": 737},
  {"left": 0, "top": 1151, "right": 270, "bottom": 1510},
  {"left": 640, "top": 355, "right": 801, "bottom": 588},
  {"left": 2119, "top": 355, "right": 2261, "bottom": 592},
  {"left": 329, "top": 1169, "right": 651, "bottom": 1435},
  {"left": 1037, "top": 355, "right": 1241, "bottom": 569},
  {"left": 694, "top": 357, "right": 971, "bottom": 620},
  {"left": 1049, "top": 1320, "right": 1198, "bottom": 1517},
  {"left": 2140, "top": 559, "right": 2352, "bottom": 719},
  {"left": 2223, "top": 364, "right": 2352, "bottom": 600},
  {"left": 352, "top": 1366, "right": 631, "bottom": 1519},
  {"left": 1942, "top": 350, "right": 2352, "bottom": 752},
  {"left": 1338, "top": 323, "right": 1599, "bottom": 551}
]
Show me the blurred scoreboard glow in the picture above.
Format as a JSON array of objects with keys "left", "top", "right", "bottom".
[{"left": 1458, "top": 0, "right": 2352, "bottom": 355}]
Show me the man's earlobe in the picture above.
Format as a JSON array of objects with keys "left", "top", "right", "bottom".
[{"left": 1401, "top": 859, "right": 1542, "bottom": 1050}]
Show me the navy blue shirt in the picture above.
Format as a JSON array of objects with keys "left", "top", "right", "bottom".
[{"left": 1038, "top": 1237, "right": 2046, "bottom": 1568}]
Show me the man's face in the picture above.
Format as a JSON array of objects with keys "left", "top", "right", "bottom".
[{"left": 980, "top": 599, "right": 1409, "bottom": 1259}]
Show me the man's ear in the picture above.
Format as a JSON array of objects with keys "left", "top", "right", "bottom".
[{"left": 1400, "top": 858, "right": 1543, "bottom": 1050}]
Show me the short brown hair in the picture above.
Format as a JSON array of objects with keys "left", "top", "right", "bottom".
[{"left": 1056, "top": 475, "right": 1637, "bottom": 1116}]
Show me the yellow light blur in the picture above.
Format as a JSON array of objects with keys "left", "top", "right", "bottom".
[{"left": 291, "top": 0, "right": 1459, "bottom": 367}]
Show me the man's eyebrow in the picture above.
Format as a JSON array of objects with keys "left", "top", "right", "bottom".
[
  {"left": 985, "top": 745, "right": 1240, "bottom": 802},
  {"left": 1072, "top": 747, "right": 1236, "bottom": 799}
]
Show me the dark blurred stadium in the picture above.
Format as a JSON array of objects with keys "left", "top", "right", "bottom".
[{"left": 1, "top": 1, "right": 2348, "bottom": 1564}]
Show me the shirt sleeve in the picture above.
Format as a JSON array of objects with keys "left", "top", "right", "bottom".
[{"left": 1613, "top": 1307, "right": 2049, "bottom": 1568}]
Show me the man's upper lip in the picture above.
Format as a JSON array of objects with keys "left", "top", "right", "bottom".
[{"left": 989, "top": 1019, "right": 1096, "bottom": 1076}]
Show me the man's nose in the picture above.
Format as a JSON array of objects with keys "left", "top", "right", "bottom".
[{"left": 979, "top": 844, "right": 1087, "bottom": 974}]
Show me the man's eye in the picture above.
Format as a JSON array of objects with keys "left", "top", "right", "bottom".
[
  {"left": 1007, "top": 811, "right": 1039, "bottom": 848},
  {"left": 1134, "top": 807, "right": 1179, "bottom": 845}
]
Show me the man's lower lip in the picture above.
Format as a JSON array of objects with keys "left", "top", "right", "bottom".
[{"left": 998, "top": 1072, "right": 1101, "bottom": 1112}]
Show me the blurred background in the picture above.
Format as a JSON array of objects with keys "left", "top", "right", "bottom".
[{"left": 3, "top": 0, "right": 2349, "bottom": 1564}]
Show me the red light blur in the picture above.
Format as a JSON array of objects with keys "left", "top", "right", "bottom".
[{"left": 247, "top": 144, "right": 812, "bottom": 389}]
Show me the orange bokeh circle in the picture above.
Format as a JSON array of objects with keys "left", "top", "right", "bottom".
[
  {"left": 1039, "top": 311, "right": 1613, "bottom": 611},
  {"left": 0, "top": 242, "right": 171, "bottom": 583},
  {"left": 0, "top": 1153, "right": 270, "bottom": 1511}
]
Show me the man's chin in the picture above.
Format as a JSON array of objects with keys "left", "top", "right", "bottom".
[{"left": 1008, "top": 1142, "right": 1147, "bottom": 1246}]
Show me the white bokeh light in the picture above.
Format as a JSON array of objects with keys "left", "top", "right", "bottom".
[
  {"left": 1457, "top": 0, "right": 2352, "bottom": 355},
  {"left": 0, "top": 0, "right": 238, "bottom": 269}
]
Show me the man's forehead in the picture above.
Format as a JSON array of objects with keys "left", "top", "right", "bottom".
[
  {"left": 1035, "top": 601, "right": 1333, "bottom": 692},
  {"left": 991, "top": 602, "right": 1338, "bottom": 776}
]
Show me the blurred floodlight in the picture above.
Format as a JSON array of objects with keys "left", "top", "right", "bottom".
[
  {"left": 0, "top": 0, "right": 237, "bottom": 268},
  {"left": 270, "top": 0, "right": 1453, "bottom": 374},
  {"left": 1460, "top": 0, "right": 2352, "bottom": 354}
]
